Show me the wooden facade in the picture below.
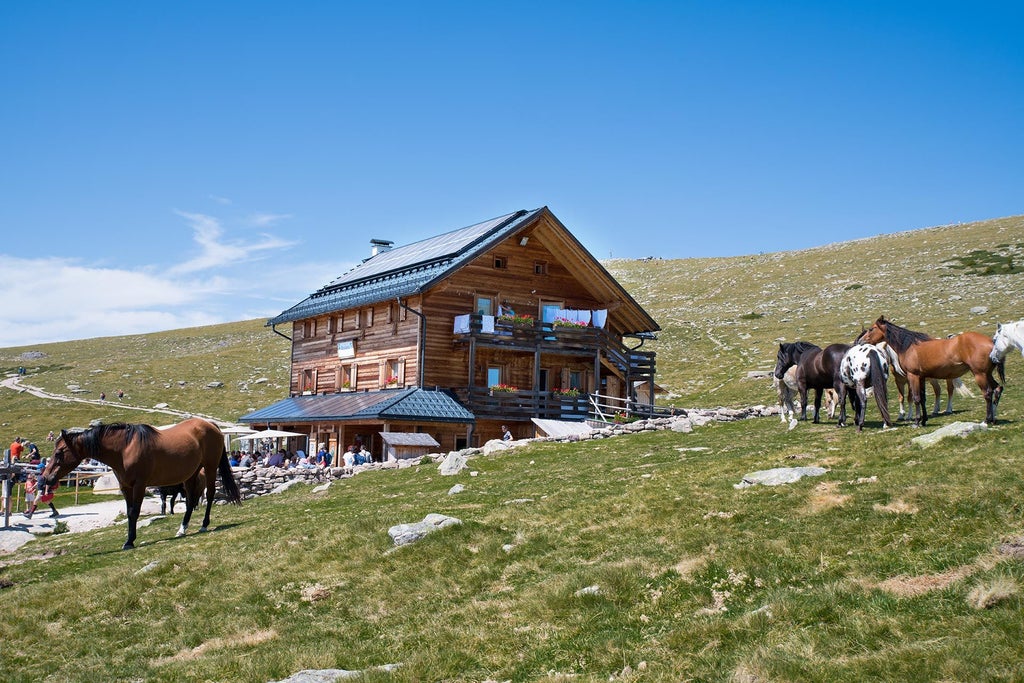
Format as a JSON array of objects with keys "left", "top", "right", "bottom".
[{"left": 254, "top": 207, "right": 660, "bottom": 450}]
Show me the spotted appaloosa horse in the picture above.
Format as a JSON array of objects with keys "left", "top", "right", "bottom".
[
  {"left": 860, "top": 316, "right": 1004, "bottom": 426},
  {"left": 838, "top": 343, "right": 892, "bottom": 430}
]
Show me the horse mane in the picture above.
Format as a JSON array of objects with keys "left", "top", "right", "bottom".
[
  {"left": 786, "top": 341, "right": 820, "bottom": 357},
  {"left": 79, "top": 422, "right": 159, "bottom": 460},
  {"left": 876, "top": 318, "right": 932, "bottom": 353}
]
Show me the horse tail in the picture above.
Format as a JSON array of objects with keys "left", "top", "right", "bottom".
[
  {"left": 869, "top": 349, "right": 891, "bottom": 426},
  {"left": 952, "top": 377, "right": 974, "bottom": 398},
  {"left": 218, "top": 449, "right": 242, "bottom": 505},
  {"left": 996, "top": 359, "right": 1006, "bottom": 385}
]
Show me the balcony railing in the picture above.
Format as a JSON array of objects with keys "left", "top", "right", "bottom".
[
  {"left": 453, "top": 387, "right": 589, "bottom": 421},
  {"left": 453, "top": 314, "right": 655, "bottom": 380}
]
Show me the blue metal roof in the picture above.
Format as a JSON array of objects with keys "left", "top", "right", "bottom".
[
  {"left": 238, "top": 388, "right": 476, "bottom": 425},
  {"left": 267, "top": 208, "right": 542, "bottom": 326}
]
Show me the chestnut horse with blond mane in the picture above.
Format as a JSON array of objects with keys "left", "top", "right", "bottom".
[
  {"left": 42, "top": 418, "right": 241, "bottom": 549},
  {"left": 859, "top": 316, "right": 1004, "bottom": 426}
]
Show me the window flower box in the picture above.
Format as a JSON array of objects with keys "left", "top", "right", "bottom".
[
  {"left": 552, "top": 317, "right": 589, "bottom": 328},
  {"left": 497, "top": 313, "right": 535, "bottom": 326}
]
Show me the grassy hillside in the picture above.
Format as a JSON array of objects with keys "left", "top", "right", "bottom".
[
  {"left": 1, "top": 215, "right": 1024, "bottom": 681},
  {"left": 607, "top": 214, "right": 1024, "bottom": 408}
]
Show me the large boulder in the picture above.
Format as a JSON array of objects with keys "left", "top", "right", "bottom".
[
  {"left": 438, "top": 452, "right": 468, "bottom": 476},
  {"left": 735, "top": 466, "right": 828, "bottom": 488},
  {"left": 388, "top": 513, "right": 462, "bottom": 546}
]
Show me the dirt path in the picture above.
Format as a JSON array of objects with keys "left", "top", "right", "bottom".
[
  {"left": 1, "top": 374, "right": 237, "bottom": 555},
  {"left": 1, "top": 496, "right": 168, "bottom": 555},
  {"left": 0, "top": 374, "right": 231, "bottom": 425}
]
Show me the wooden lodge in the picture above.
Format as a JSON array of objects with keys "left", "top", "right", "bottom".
[{"left": 239, "top": 207, "right": 661, "bottom": 460}]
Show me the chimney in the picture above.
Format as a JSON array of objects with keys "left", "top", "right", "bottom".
[{"left": 370, "top": 238, "right": 394, "bottom": 257}]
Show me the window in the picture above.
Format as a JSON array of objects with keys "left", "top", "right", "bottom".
[
  {"left": 493, "top": 255, "right": 507, "bottom": 269},
  {"left": 381, "top": 358, "right": 404, "bottom": 388},
  {"left": 487, "top": 366, "right": 502, "bottom": 388},
  {"left": 301, "top": 368, "right": 317, "bottom": 394},
  {"left": 303, "top": 319, "right": 317, "bottom": 338},
  {"left": 339, "top": 363, "right": 355, "bottom": 390},
  {"left": 569, "top": 371, "right": 582, "bottom": 390},
  {"left": 534, "top": 260, "right": 548, "bottom": 275},
  {"left": 475, "top": 295, "right": 494, "bottom": 316},
  {"left": 540, "top": 301, "right": 563, "bottom": 324}
]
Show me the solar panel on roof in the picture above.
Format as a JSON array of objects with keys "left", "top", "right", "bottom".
[{"left": 320, "top": 211, "right": 525, "bottom": 290}]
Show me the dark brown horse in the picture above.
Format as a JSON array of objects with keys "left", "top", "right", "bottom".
[
  {"left": 796, "top": 343, "right": 853, "bottom": 423},
  {"left": 42, "top": 418, "right": 241, "bottom": 549},
  {"left": 859, "top": 316, "right": 1005, "bottom": 426}
]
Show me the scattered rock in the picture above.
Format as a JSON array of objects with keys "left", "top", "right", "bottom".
[
  {"left": 438, "top": 452, "right": 468, "bottom": 476},
  {"left": 388, "top": 513, "right": 462, "bottom": 546},
  {"left": 270, "top": 664, "right": 401, "bottom": 683},
  {"left": 911, "top": 421, "right": 987, "bottom": 448},
  {"left": 735, "top": 466, "right": 828, "bottom": 488},
  {"left": 447, "top": 484, "right": 465, "bottom": 495}
]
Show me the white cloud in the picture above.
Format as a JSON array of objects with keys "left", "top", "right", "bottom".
[
  {"left": 168, "top": 211, "right": 297, "bottom": 275},
  {"left": 248, "top": 212, "right": 293, "bottom": 228},
  {"left": 0, "top": 209, "right": 352, "bottom": 348}
]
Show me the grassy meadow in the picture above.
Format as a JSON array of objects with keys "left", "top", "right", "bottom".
[{"left": 1, "top": 215, "right": 1024, "bottom": 682}]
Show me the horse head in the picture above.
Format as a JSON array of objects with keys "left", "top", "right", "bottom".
[
  {"left": 41, "top": 428, "right": 88, "bottom": 488},
  {"left": 859, "top": 318, "right": 886, "bottom": 345},
  {"left": 773, "top": 344, "right": 790, "bottom": 379}
]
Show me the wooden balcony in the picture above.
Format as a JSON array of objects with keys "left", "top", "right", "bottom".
[
  {"left": 453, "top": 387, "right": 589, "bottom": 421},
  {"left": 452, "top": 315, "right": 656, "bottom": 382}
]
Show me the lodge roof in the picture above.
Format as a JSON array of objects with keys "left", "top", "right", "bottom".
[
  {"left": 266, "top": 206, "right": 660, "bottom": 335},
  {"left": 237, "top": 387, "right": 476, "bottom": 425},
  {"left": 266, "top": 208, "right": 542, "bottom": 326}
]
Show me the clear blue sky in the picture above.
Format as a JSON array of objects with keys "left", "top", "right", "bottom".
[{"left": 2, "top": 1, "right": 1021, "bottom": 346}]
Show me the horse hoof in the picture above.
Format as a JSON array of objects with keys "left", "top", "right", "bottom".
[
  {"left": 176, "top": 529, "right": 186, "bottom": 538},
  {"left": 122, "top": 543, "right": 135, "bottom": 550},
  {"left": 199, "top": 526, "right": 209, "bottom": 534}
]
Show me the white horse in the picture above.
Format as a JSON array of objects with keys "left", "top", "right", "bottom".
[
  {"left": 991, "top": 320, "right": 1024, "bottom": 363},
  {"left": 775, "top": 366, "right": 838, "bottom": 430},
  {"left": 838, "top": 343, "right": 892, "bottom": 430}
]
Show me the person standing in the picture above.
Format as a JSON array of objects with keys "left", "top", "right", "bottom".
[
  {"left": 23, "top": 473, "right": 38, "bottom": 514},
  {"left": 9, "top": 437, "right": 24, "bottom": 461},
  {"left": 25, "top": 480, "right": 59, "bottom": 519}
]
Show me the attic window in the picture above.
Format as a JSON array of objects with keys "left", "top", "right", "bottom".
[
  {"left": 493, "top": 255, "right": 508, "bottom": 270},
  {"left": 534, "top": 260, "right": 548, "bottom": 275}
]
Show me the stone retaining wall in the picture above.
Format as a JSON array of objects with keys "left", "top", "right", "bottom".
[{"left": 222, "top": 406, "right": 775, "bottom": 501}]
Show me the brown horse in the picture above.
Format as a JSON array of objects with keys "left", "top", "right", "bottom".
[
  {"left": 42, "top": 418, "right": 241, "bottom": 549},
  {"left": 859, "top": 316, "right": 1005, "bottom": 426},
  {"left": 855, "top": 328, "right": 973, "bottom": 420}
]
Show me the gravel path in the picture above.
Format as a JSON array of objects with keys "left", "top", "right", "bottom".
[{"left": 1, "top": 495, "right": 168, "bottom": 554}]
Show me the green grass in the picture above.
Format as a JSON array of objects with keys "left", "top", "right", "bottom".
[
  {"left": 1, "top": 214, "right": 1024, "bottom": 680},
  {"left": 2, "top": 401, "right": 1023, "bottom": 681}
]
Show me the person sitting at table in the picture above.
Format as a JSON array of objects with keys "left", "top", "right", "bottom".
[{"left": 266, "top": 449, "right": 286, "bottom": 468}]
